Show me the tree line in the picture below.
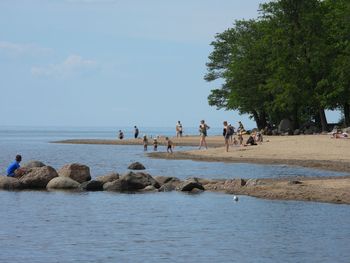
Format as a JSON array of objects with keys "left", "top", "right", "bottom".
[{"left": 205, "top": 0, "right": 350, "bottom": 131}]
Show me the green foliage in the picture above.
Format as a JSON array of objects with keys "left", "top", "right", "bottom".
[{"left": 205, "top": 0, "right": 350, "bottom": 129}]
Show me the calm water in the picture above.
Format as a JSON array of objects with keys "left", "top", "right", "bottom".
[{"left": 0, "top": 127, "right": 349, "bottom": 263}]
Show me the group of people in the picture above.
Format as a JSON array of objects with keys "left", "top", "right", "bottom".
[{"left": 142, "top": 135, "right": 173, "bottom": 153}]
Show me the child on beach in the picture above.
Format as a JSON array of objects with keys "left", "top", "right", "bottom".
[
  {"left": 153, "top": 138, "right": 158, "bottom": 151},
  {"left": 143, "top": 134, "right": 148, "bottom": 151},
  {"left": 165, "top": 137, "right": 173, "bottom": 153}
]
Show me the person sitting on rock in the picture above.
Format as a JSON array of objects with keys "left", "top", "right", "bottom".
[{"left": 7, "top": 154, "right": 25, "bottom": 177}]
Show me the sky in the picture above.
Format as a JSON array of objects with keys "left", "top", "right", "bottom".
[{"left": 0, "top": 0, "right": 339, "bottom": 129}]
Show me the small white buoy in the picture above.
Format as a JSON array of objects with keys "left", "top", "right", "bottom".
[{"left": 233, "top": 195, "right": 239, "bottom": 202}]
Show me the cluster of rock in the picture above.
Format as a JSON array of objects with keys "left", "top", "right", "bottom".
[{"left": 0, "top": 161, "right": 205, "bottom": 194}]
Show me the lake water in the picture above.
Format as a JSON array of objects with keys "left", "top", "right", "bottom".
[{"left": 0, "top": 127, "right": 349, "bottom": 263}]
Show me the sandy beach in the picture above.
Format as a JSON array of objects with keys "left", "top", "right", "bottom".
[{"left": 55, "top": 134, "right": 350, "bottom": 204}]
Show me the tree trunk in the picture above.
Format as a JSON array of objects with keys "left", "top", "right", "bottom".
[
  {"left": 319, "top": 108, "right": 328, "bottom": 132},
  {"left": 344, "top": 102, "right": 350, "bottom": 127},
  {"left": 252, "top": 110, "right": 261, "bottom": 130}
]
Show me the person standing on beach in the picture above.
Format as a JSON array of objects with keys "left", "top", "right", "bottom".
[
  {"left": 134, "top": 126, "right": 139, "bottom": 139},
  {"left": 199, "top": 120, "right": 210, "bottom": 149},
  {"left": 176, "top": 121, "right": 183, "bottom": 138},
  {"left": 153, "top": 138, "right": 158, "bottom": 151},
  {"left": 165, "top": 137, "right": 173, "bottom": 153},
  {"left": 118, "top": 130, "right": 124, "bottom": 140},
  {"left": 223, "top": 121, "right": 230, "bottom": 152},
  {"left": 6, "top": 154, "right": 25, "bottom": 177},
  {"left": 143, "top": 134, "right": 148, "bottom": 151}
]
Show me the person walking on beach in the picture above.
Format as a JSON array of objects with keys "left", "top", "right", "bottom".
[
  {"left": 6, "top": 154, "right": 25, "bottom": 177},
  {"left": 165, "top": 137, "right": 173, "bottom": 153},
  {"left": 176, "top": 121, "right": 183, "bottom": 138},
  {"left": 118, "top": 130, "right": 124, "bottom": 140},
  {"left": 143, "top": 134, "right": 148, "bottom": 151},
  {"left": 134, "top": 126, "right": 139, "bottom": 139},
  {"left": 223, "top": 121, "right": 230, "bottom": 152},
  {"left": 199, "top": 120, "right": 210, "bottom": 149},
  {"left": 153, "top": 138, "right": 158, "bottom": 151}
]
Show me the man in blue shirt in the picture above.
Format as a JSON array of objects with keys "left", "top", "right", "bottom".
[{"left": 6, "top": 154, "right": 23, "bottom": 177}]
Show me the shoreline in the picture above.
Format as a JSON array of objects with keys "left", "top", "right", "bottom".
[{"left": 52, "top": 135, "right": 350, "bottom": 204}]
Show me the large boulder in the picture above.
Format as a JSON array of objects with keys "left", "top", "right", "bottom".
[
  {"left": 80, "top": 180, "right": 103, "bottom": 191},
  {"left": 0, "top": 176, "right": 22, "bottom": 190},
  {"left": 177, "top": 178, "right": 205, "bottom": 192},
  {"left": 103, "top": 180, "right": 123, "bottom": 191},
  {"left": 47, "top": 177, "right": 80, "bottom": 190},
  {"left": 20, "top": 166, "right": 58, "bottom": 189},
  {"left": 127, "top": 162, "right": 146, "bottom": 170},
  {"left": 21, "top": 160, "right": 46, "bottom": 169},
  {"left": 278, "top": 119, "right": 293, "bottom": 134},
  {"left": 119, "top": 172, "right": 160, "bottom": 191},
  {"left": 154, "top": 176, "right": 180, "bottom": 186},
  {"left": 95, "top": 173, "right": 119, "bottom": 184},
  {"left": 58, "top": 163, "right": 91, "bottom": 183}
]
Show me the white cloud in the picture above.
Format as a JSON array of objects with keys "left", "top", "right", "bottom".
[
  {"left": 0, "top": 41, "right": 52, "bottom": 56},
  {"left": 31, "top": 54, "right": 97, "bottom": 77}
]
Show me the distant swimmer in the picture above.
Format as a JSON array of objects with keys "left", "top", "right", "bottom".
[{"left": 6, "top": 154, "right": 25, "bottom": 177}]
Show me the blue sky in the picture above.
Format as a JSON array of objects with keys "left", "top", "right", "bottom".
[{"left": 0, "top": 0, "right": 339, "bottom": 129}]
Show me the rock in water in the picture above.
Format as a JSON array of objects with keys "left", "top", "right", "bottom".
[
  {"left": 0, "top": 176, "right": 22, "bottom": 190},
  {"left": 95, "top": 173, "right": 119, "bottom": 184},
  {"left": 177, "top": 178, "right": 205, "bottom": 192},
  {"left": 47, "top": 177, "right": 80, "bottom": 190},
  {"left": 58, "top": 163, "right": 91, "bottom": 183},
  {"left": 127, "top": 162, "right": 146, "bottom": 170},
  {"left": 119, "top": 171, "right": 160, "bottom": 191},
  {"left": 21, "top": 160, "right": 46, "bottom": 169},
  {"left": 20, "top": 166, "right": 58, "bottom": 189},
  {"left": 80, "top": 180, "right": 103, "bottom": 191}
]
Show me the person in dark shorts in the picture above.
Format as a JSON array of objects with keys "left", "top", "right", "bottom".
[
  {"left": 134, "top": 126, "right": 139, "bottom": 139},
  {"left": 165, "top": 137, "right": 173, "bottom": 153},
  {"left": 153, "top": 138, "right": 158, "bottom": 151},
  {"left": 223, "top": 121, "right": 230, "bottom": 152}
]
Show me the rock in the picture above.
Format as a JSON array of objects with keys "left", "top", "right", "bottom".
[
  {"left": 47, "top": 177, "right": 80, "bottom": 190},
  {"left": 127, "top": 162, "right": 146, "bottom": 170},
  {"left": 119, "top": 172, "right": 160, "bottom": 191},
  {"left": 142, "top": 185, "right": 158, "bottom": 192},
  {"left": 20, "top": 166, "right": 58, "bottom": 189},
  {"left": 154, "top": 176, "right": 180, "bottom": 186},
  {"left": 95, "top": 173, "right": 119, "bottom": 184},
  {"left": 189, "top": 188, "right": 204, "bottom": 194},
  {"left": 0, "top": 176, "right": 22, "bottom": 190},
  {"left": 58, "top": 163, "right": 91, "bottom": 183},
  {"left": 245, "top": 179, "right": 264, "bottom": 187},
  {"left": 278, "top": 119, "right": 293, "bottom": 134},
  {"left": 21, "top": 160, "right": 46, "bottom": 169},
  {"left": 158, "top": 183, "right": 177, "bottom": 192},
  {"left": 177, "top": 178, "right": 205, "bottom": 192},
  {"left": 103, "top": 180, "right": 122, "bottom": 191},
  {"left": 80, "top": 180, "right": 103, "bottom": 191},
  {"left": 224, "top": 178, "right": 246, "bottom": 187}
]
